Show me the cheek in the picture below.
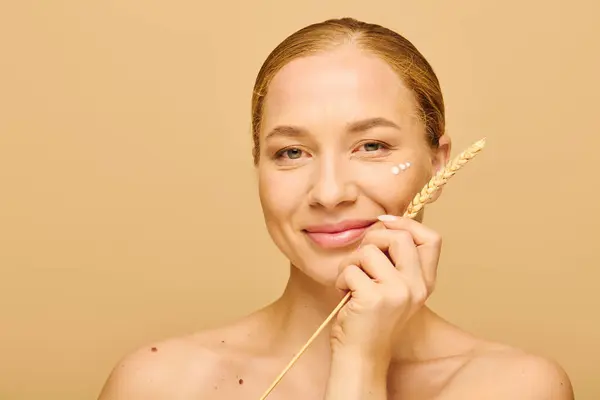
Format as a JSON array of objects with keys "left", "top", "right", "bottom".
[
  {"left": 352, "top": 162, "right": 429, "bottom": 215},
  {"left": 258, "top": 169, "right": 307, "bottom": 220}
]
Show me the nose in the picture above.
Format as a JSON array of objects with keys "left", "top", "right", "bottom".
[{"left": 307, "top": 156, "right": 358, "bottom": 209}]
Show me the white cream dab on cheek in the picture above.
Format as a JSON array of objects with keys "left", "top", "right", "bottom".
[{"left": 391, "top": 162, "right": 412, "bottom": 175}]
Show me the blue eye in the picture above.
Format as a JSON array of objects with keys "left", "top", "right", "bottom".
[
  {"left": 354, "top": 141, "right": 393, "bottom": 158},
  {"left": 276, "top": 147, "right": 304, "bottom": 160},
  {"left": 286, "top": 148, "right": 303, "bottom": 159},
  {"left": 362, "top": 142, "right": 384, "bottom": 151}
]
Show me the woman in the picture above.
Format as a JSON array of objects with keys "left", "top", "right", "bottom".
[{"left": 98, "top": 17, "right": 573, "bottom": 399}]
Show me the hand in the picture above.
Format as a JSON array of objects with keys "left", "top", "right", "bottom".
[{"left": 331, "top": 215, "right": 442, "bottom": 359}]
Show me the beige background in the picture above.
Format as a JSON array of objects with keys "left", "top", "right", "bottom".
[{"left": 1, "top": 1, "right": 598, "bottom": 399}]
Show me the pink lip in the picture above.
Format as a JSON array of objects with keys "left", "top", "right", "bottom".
[{"left": 303, "top": 220, "right": 376, "bottom": 249}]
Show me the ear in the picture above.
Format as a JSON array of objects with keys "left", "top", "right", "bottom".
[{"left": 427, "top": 134, "right": 452, "bottom": 203}]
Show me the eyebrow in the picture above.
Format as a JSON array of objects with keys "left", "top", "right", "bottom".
[
  {"left": 347, "top": 117, "right": 401, "bottom": 133},
  {"left": 264, "top": 117, "right": 401, "bottom": 140},
  {"left": 265, "top": 125, "right": 307, "bottom": 140}
]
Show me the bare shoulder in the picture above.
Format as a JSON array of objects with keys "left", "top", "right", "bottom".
[
  {"left": 96, "top": 334, "right": 221, "bottom": 399},
  {"left": 97, "top": 321, "right": 254, "bottom": 400},
  {"left": 450, "top": 342, "right": 574, "bottom": 399}
]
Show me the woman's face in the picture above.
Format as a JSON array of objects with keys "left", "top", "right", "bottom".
[{"left": 256, "top": 45, "right": 450, "bottom": 286}]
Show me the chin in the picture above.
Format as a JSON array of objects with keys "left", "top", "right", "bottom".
[
  {"left": 267, "top": 226, "right": 356, "bottom": 287},
  {"left": 290, "top": 252, "right": 346, "bottom": 287}
]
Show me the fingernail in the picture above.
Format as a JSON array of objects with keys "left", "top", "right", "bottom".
[{"left": 377, "top": 215, "right": 398, "bottom": 222}]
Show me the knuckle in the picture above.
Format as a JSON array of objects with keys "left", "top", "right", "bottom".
[
  {"left": 338, "top": 255, "right": 356, "bottom": 274},
  {"left": 412, "top": 281, "right": 430, "bottom": 303},
  {"left": 357, "top": 244, "right": 381, "bottom": 262},
  {"left": 393, "top": 230, "right": 413, "bottom": 243},
  {"left": 338, "top": 263, "right": 353, "bottom": 277},
  {"left": 413, "top": 289, "right": 428, "bottom": 304},
  {"left": 430, "top": 232, "right": 443, "bottom": 246},
  {"left": 360, "top": 243, "right": 379, "bottom": 255},
  {"left": 343, "top": 264, "right": 359, "bottom": 276},
  {"left": 363, "top": 229, "right": 387, "bottom": 243},
  {"left": 362, "top": 230, "right": 379, "bottom": 242}
]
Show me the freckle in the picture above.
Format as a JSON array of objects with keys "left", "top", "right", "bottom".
[
  {"left": 150, "top": 347, "right": 157, "bottom": 352},
  {"left": 221, "top": 340, "right": 225, "bottom": 343},
  {"left": 238, "top": 378, "right": 244, "bottom": 385}
]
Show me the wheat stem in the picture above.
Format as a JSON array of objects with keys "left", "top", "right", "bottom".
[{"left": 257, "top": 137, "right": 487, "bottom": 400}]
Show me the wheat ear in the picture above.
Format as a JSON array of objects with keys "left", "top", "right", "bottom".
[
  {"left": 257, "top": 137, "right": 487, "bottom": 400},
  {"left": 404, "top": 137, "right": 487, "bottom": 218}
]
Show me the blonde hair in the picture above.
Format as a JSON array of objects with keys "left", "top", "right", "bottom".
[{"left": 251, "top": 17, "right": 445, "bottom": 165}]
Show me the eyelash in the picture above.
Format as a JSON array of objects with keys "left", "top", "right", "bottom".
[
  {"left": 273, "top": 141, "right": 392, "bottom": 162},
  {"left": 355, "top": 141, "right": 392, "bottom": 155}
]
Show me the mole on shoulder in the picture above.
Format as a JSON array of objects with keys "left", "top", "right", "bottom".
[
  {"left": 150, "top": 347, "right": 158, "bottom": 352},
  {"left": 238, "top": 378, "right": 244, "bottom": 385}
]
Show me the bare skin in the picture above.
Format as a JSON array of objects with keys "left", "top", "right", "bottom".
[
  {"left": 97, "top": 301, "right": 573, "bottom": 399},
  {"left": 98, "top": 45, "right": 574, "bottom": 400}
]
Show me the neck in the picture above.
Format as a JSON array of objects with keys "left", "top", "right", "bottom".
[{"left": 265, "top": 264, "right": 443, "bottom": 365}]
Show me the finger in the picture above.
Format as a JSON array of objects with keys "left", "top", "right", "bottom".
[
  {"left": 337, "top": 244, "right": 398, "bottom": 282},
  {"left": 336, "top": 264, "right": 376, "bottom": 293},
  {"left": 360, "top": 229, "right": 423, "bottom": 286},
  {"left": 377, "top": 215, "right": 442, "bottom": 248},
  {"left": 376, "top": 215, "right": 442, "bottom": 291}
]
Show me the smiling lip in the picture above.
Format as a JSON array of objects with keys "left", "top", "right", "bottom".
[{"left": 303, "top": 219, "right": 376, "bottom": 249}]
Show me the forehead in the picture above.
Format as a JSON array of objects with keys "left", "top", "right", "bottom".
[{"left": 261, "top": 46, "right": 419, "bottom": 134}]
